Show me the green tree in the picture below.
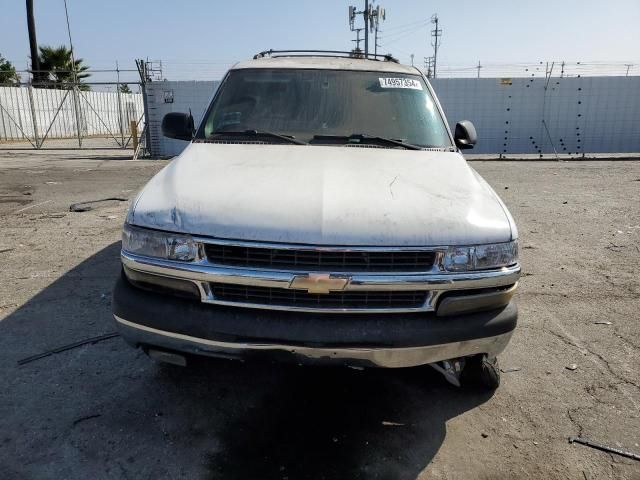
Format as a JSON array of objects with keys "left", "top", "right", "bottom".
[
  {"left": 38, "top": 45, "right": 90, "bottom": 90},
  {"left": 119, "top": 84, "right": 132, "bottom": 94},
  {"left": 0, "top": 54, "right": 20, "bottom": 85}
]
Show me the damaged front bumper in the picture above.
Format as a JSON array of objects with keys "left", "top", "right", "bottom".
[{"left": 112, "top": 273, "right": 517, "bottom": 368}]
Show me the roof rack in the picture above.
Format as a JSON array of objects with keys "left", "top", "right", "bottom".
[{"left": 253, "top": 49, "right": 399, "bottom": 64}]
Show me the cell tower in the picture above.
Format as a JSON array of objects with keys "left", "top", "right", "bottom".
[
  {"left": 349, "top": 2, "right": 386, "bottom": 57},
  {"left": 370, "top": 4, "right": 386, "bottom": 57}
]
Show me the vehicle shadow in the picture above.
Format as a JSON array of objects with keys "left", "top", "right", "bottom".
[{"left": 0, "top": 242, "right": 493, "bottom": 480}]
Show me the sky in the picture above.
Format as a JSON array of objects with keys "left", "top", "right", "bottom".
[{"left": 1, "top": 0, "right": 640, "bottom": 82}]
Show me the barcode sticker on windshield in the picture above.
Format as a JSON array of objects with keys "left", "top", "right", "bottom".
[{"left": 379, "top": 78, "right": 423, "bottom": 90}]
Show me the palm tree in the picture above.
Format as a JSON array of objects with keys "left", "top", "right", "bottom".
[
  {"left": 0, "top": 54, "right": 20, "bottom": 84},
  {"left": 38, "top": 45, "right": 90, "bottom": 90}
]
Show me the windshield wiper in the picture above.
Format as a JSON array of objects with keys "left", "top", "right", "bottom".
[
  {"left": 209, "top": 129, "right": 307, "bottom": 145},
  {"left": 312, "top": 133, "right": 423, "bottom": 150}
]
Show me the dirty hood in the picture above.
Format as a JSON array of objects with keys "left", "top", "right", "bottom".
[{"left": 129, "top": 143, "right": 515, "bottom": 246}]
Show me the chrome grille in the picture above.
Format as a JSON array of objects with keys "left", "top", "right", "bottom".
[
  {"left": 209, "top": 283, "right": 428, "bottom": 309},
  {"left": 203, "top": 244, "right": 436, "bottom": 272}
]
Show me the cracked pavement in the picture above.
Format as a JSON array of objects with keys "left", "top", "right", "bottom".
[{"left": 0, "top": 151, "right": 638, "bottom": 479}]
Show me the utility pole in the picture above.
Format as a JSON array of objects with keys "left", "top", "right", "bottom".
[
  {"left": 625, "top": 64, "right": 633, "bottom": 76},
  {"left": 560, "top": 61, "right": 565, "bottom": 78},
  {"left": 410, "top": 54, "right": 414, "bottom": 66},
  {"left": 424, "top": 56, "right": 435, "bottom": 78},
  {"left": 430, "top": 14, "right": 442, "bottom": 78},
  {"left": 476, "top": 61, "right": 482, "bottom": 78},
  {"left": 26, "top": 0, "right": 40, "bottom": 82}
]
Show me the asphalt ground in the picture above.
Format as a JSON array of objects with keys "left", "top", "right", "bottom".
[{"left": 0, "top": 150, "right": 638, "bottom": 479}]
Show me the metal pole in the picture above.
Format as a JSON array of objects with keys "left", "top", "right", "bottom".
[
  {"left": 26, "top": 0, "right": 40, "bottom": 82},
  {"left": 364, "top": 0, "right": 369, "bottom": 57},
  {"left": 477, "top": 61, "right": 481, "bottom": 78},
  {"left": 140, "top": 82, "right": 151, "bottom": 156},
  {"left": 27, "top": 84, "right": 40, "bottom": 148},
  {"left": 63, "top": 0, "right": 82, "bottom": 146},
  {"left": 72, "top": 86, "right": 82, "bottom": 147},
  {"left": 374, "top": 26, "right": 378, "bottom": 57},
  {"left": 116, "top": 62, "right": 125, "bottom": 147},
  {"left": 0, "top": 93, "right": 7, "bottom": 140},
  {"left": 63, "top": 0, "right": 78, "bottom": 85}
]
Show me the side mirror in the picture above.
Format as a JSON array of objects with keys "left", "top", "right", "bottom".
[
  {"left": 161, "top": 112, "right": 194, "bottom": 141},
  {"left": 454, "top": 120, "right": 477, "bottom": 150}
]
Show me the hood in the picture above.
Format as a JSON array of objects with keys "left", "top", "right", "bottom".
[{"left": 129, "top": 143, "right": 515, "bottom": 246}]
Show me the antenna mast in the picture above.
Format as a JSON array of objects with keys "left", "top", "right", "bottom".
[{"left": 349, "top": 2, "right": 385, "bottom": 58}]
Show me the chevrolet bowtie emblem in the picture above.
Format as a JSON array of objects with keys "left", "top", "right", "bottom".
[{"left": 289, "top": 273, "right": 350, "bottom": 294}]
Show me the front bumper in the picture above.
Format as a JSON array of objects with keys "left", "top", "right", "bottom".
[{"left": 113, "top": 273, "right": 518, "bottom": 368}]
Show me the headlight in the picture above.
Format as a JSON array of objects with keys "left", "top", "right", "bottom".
[
  {"left": 122, "top": 223, "right": 197, "bottom": 261},
  {"left": 443, "top": 240, "right": 518, "bottom": 272}
]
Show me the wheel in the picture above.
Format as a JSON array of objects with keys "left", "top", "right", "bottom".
[{"left": 462, "top": 355, "right": 501, "bottom": 391}]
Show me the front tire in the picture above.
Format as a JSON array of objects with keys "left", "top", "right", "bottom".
[{"left": 462, "top": 355, "right": 501, "bottom": 390}]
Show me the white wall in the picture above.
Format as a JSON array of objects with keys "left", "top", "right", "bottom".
[
  {"left": 0, "top": 86, "right": 144, "bottom": 144},
  {"left": 145, "top": 76, "right": 640, "bottom": 157},
  {"left": 146, "top": 81, "right": 221, "bottom": 157}
]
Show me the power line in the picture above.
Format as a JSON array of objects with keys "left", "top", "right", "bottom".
[
  {"left": 383, "top": 17, "right": 430, "bottom": 32},
  {"left": 382, "top": 21, "right": 429, "bottom": 40}
]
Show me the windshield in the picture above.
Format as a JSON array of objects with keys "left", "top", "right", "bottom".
[{"left": 198, "top": 68, "right": 452, "bottom": 148}]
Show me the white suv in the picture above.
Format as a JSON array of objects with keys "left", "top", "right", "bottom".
[{"left": 113, "top": 50, "right": 520, "bottom": 389}]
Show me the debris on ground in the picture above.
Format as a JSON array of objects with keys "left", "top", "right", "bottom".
[
  {"left": 0, "top": 247, "right": 15, "bottom": 254},
  {"left": 501, "top": 367, "right": 522, "bottom": 373},
  {"left": 382, "top": 421, "right": 405, "bottom": 426},
  {"left": 72, "top": 414, "right": 102, "bottom": 426},
  {"left": 69, "top": 197, "right": 127, "bottom": 212},
  {"left": 569, "top": 437, "right": 640, "bottom": 462},
  {"left": 566, "top": 364, "right": 578, "bottom": 371},
  {"left": 594, "top": 321, "right": 612, "bottom": 325},
  {"left": 14, "top": 200, "right": 52, "bottom": 214},
  {"left": 481, "top": 433, "right": 489, "bottom": 438},
  {"left": 17, "top": 332, "right": 120, "bottom": 365}
]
